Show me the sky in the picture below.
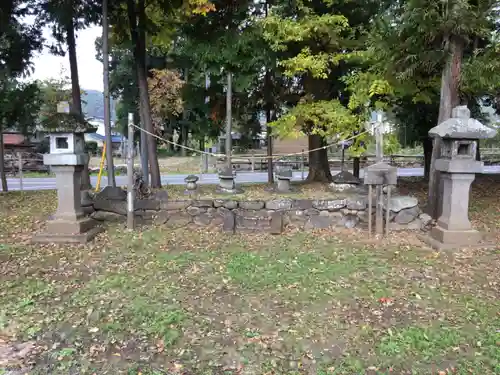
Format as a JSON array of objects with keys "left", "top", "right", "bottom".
[{"left": 28, "top": 24, "right": 104, "bottom": 92}]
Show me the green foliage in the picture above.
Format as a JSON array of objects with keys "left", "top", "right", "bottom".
[
  {"left": 85, "top": 141, "right": 98, "bottom": 154},
  {"left": 0, "top": 80, "right": 41, "bottom": 133},
  {"left": 384, "top": 132, "right": 401, "bottom": 155},
  {"left": 270, "top": 99, "right": 361, "bottom": 139},
  {"left": 0, "top": 0, "right": 43, "bottom": 80}
]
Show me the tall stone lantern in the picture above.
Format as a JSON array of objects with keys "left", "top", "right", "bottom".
[
  {"left": 33, "top": 106, "right": 103, "bottom": 244},
  {"left": 422, "top": 106, "right": 496, "bottom": 250}
]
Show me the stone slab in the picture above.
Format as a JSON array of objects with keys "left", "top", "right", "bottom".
[
  {"left": 32, "top": 226, "right": 103, "bottom": 244},
  {"left": 45, "top": 217, "right": 98, "bottom": 235},
  {"left": 429, "top": 226, "right": 483, "bottom": 246},
  {"left": 418, "top": 232, "right": 495, "bottom": 251}
]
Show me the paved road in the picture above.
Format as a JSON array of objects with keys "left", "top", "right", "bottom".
[{"left": 5, "top": 166, "right": 500, "bottom": 191}]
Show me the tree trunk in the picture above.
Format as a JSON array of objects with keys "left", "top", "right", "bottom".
[
  {"left": 353, "top": 157, "right": 360, "bottom": 178},
  {"left": 66, "top": 19, "right": 92, "bottom": 190},
  {"left": 139, "top": 109, "right": 149, "bottom": 184},
  {"left": 127, "top": 0, "right": 161, "bottom": 188},
  {"left": 181, "top": 68, "right": 188, "bottom": 157},
  {"left": 423, "top": 137, "right": 432, "bottom": 180},
  {"left": 306, "top": 134, "right": 332, "bottom": 182},
  {"left": 225, "top": 71, "right": 232, "bottom": 169},
  {"left": 0, "top": 132, "right": 7, "bottom": 192},
  {"left": 427, "top": 35, "right": 463, "bottom": 219}
]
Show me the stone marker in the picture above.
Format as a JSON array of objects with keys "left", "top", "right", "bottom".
[
  {"left": 217, "top": 166, "right": 243, "bottom": 194},
  {"left": 275, "top": 167, "right": 293, "bottom": 192},
  {"left": 32, "top": 113, "right": 103, "bottom": 243},
  {"left": 420, "top": 106, "right": 497, "bottom": 250}
]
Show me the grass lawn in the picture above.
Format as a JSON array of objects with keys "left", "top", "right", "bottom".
[{"left": 0, "top": 177, "right": 499, "bottom": 375}]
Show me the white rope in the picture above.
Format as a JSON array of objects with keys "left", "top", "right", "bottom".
[{"left": 130, "top": 122, "right": 379, "bottom": 161}]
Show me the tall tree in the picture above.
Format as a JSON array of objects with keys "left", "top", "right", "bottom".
[
  {"left": 262, "top": 0, "right": 383, "bottom": 181},
  {"left": 1, "top": 0, "right": 43, "bottom": 191}
]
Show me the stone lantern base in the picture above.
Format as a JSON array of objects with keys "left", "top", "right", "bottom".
[
  {"left": 32, "top": 219, "right": 103, "bottom": 244},
  {"left": 32, "top": 165, "right": 103, "bottom": 244},
  {"left": 419, "top": 228, "right": 483, "bottom": 251}
]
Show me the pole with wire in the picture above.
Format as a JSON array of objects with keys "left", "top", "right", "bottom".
[
  {"left": 127, "top": 113, "right": 135, "bottom": 230},
  {"left": 102, "top": 0, "right": 116, "bottom": 187}
]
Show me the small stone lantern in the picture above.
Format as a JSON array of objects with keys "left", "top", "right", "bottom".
[
  {"left": 185, "top": 174, "right": 199, "bottom": 194},
  {"left": 422, "top": 105, "right": 496, "bottom": 250},
  {"left": 32, "top": 108, "right": 102, "bottom": 244}
]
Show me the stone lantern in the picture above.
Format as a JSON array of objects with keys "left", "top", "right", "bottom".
[
  {"left": 33, "top": 107, "right": 103, "bottom": 244},
  {"left": 422, "top": 105, "right": 496, "bottom": 250}
]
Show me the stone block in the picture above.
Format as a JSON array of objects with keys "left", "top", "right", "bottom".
[
  {"left": 95, "top": 186, "right": 126, "bottom": 201},
  {"left": 187, "top": 206, "right": 207, "bottom": 216},
  {"left": 394, "top": 206, "right": 420, "bottom": 224},
  {"left": 91, "top": 210, "right": 125, "bottom": 222},
  {"left": 191, "top": 200, "right": 214, "bottom": 208},
  {"left": 346, "top": 197, "right": 367, "bottom": 210},
  {"left": 222, "top": 212, "right": 236, "bottom": 233},
  {"left": 213, "top": 199, "right": 224, "bottom": 208},
  {"left": 45, "top": 217, "right": 97, "bottom": 235},
  {"left": 341, "top": 215, "right": 359, "bottom": 229},
  {"left": 233, "top": 209, "right": 269, "bottom": 219},
  {"left": 152, "top": 190, "right": 169, "bottom": 203},
  {"left": 239, "top": 201, "right": 265, "bottom": 210},
  {"left": 81, "top": 190, "right": 94, "bottom": 207},
  {"left": 93, "top": 199, "right": 127, "bottom": 215},
  {"left": 266, "top": 199, "right": 293, "bottom": 210},
  {"left": 194, "top": 213, "right": 212, "bottom": 226},
  {"left": 305, "top": 215, "right": 333, "bottom": 229},
  {"left": 32, "top": 226, "right": 103, "bottom": 244},
  {"left": 163, "top": 200, "right": 191, "bottom": 211},
  {"left": 305, "top": 208, "right": 320, "bottom": 216},
  {"left": 223, "top": 200, "right": 239, "bottom": 209},
  {"left": 135, "top": 199, "right": 160, "bottom": 211},
  {"left": 270, "top": 212, "right": 284, "bottom": 234},
  {"left": 312, "top": 199, "right": 346, "bottom": 211},
  {"left": 292, "top": 199, "right": 313, "bottom": 210},
  {"left": 383, "top": 196, "right": 418, "bottom": 213}
]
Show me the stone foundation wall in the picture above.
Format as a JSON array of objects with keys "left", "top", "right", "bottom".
[{"left": 85, "top": 187, "right": 431, "bottom": 233}]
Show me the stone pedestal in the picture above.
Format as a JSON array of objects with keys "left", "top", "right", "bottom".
[
  {"left": 33, "top": 165, "right": 102, "bottom": 244},
  {"left": 217, "top": 166, "right": 243, "bottom": 194},
  {"left": 276, "top": 168, "right": 293, "bottom": 193},
  {"left": 276, "top": 175, "right": 292, "bottom": 192}
]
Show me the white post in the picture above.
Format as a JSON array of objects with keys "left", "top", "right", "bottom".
[
  {"left": 127, "top": 113, "right": 135, "bottom": 230},
  {"left": 17, "top": 152, "right": 23, "bottom": 192}
]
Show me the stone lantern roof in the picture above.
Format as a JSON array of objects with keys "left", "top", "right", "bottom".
[
  {"left": 40, "top": 113, "right": 97, "bottom": 134},
  {"left": 428, "top": 106, "right": 497, "bottom": 139}
]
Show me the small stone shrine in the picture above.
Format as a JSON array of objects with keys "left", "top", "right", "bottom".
[
  {"left": 420, "top": 105, "right": 496, "bottom": 250},
  {"left": 276, "top": 167, "right": 293, "bottom": 192},
  {"left": 32, "top": 106, "right": 103, "bottom": 244},
  {"left": 184, "top": 174, "right": 199, "bottom": 194},
  {"left": 217, "top": 166, "right": 243, "bottom": 194}
]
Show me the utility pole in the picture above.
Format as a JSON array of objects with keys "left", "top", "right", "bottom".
[{"left": 102, "top": 0, "right": 116, "bottom": 187}]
